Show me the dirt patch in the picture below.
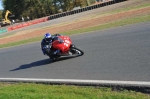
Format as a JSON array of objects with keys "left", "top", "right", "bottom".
[{"left": 0, "top": 6, "right": 150, "bottom": 45}]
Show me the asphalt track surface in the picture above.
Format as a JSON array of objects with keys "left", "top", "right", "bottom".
[{"left": 0, "top": 21, "right": 150, "bottom": 84}]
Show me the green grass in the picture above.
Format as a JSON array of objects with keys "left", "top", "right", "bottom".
[
  {"left": 0, "top": 83, "right": 149, "bottom": 99},
  {"left": 108, "top": 2, "right": 150, "bottom": 13},
  {"left": 113, "top": 2, "right": 149, "bottom": 12},
  {"left": 0, "top": 37, "right": 42, "bottom": 49},
  {"left": 90, "top": 2, "right": 150, "bottom": 18},
  {"left": 0, "top": 14, "right": 150, "bottom": 49},
  {"left": 61, "top": 14, "right": 150, "bottom": 35}
]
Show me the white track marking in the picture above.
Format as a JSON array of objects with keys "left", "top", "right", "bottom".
[{"left": 0, "top": 78, "right": 150, "bottom": 87}]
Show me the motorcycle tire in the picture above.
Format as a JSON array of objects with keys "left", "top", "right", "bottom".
[{"left": 70, "top": 47, "right": 84, "bottom": 56}]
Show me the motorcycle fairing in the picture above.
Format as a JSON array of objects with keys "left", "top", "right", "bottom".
[{"left": 52, "top": 36, "right": 72, "bottom": 53}]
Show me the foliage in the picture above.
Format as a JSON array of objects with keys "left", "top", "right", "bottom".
[
  {"left": 2, "top": 0, "right": 88, "bottom": 19},
  {"left": 87, "top": 0, "right": 95, "bottom": 5},
  {"left": 0, "top": 10, "right": 3, "bottom": 20}
]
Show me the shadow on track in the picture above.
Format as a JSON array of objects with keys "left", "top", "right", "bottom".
[
  {"left": 10, "top": 56, "right": 77, "bottom": 71},
  {"left": 10, "top": 59, "right": 51, "bottom": 71}
]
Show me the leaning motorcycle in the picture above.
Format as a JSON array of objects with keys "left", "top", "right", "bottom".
[{"left": 44, "top": 35, "right": 84, "bottom": 61}]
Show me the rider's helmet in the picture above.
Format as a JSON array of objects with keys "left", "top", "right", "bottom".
[{"left": 44, "top": 33, "right": 52, "bottom": 42}]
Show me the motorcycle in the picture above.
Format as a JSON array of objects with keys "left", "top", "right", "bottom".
[{"left": 44, "top": 35, "right": 84, "bottom": 61}]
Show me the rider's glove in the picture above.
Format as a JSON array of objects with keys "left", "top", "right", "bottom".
[{"left": 43, "top": 46, "right": 47, "bottom": 49}]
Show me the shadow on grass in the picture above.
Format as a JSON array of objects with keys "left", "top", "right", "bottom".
[{"left": 10, "top": 56, "right": 77, "bottom": 71}]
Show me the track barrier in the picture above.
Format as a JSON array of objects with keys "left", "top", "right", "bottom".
[
  {"left": 11, "top": 25, "right": 18, "bottom": 30},
  {"left": 17, "top": 24, "right": 23, "bottom": 28},
  {"left": 0, "top": 28, "right": 8, "bottom": 34},
  {"left": 22, "top": 22, "right": 29, "bottom": 27},
  {"left": 6, "top": 17, "right": 48, "bottom": 31},
  {"left": 7, "top": 27, "right": 12, "bottom": 31},
  {"left": 48, "top": 0, "right": 127, "bottom": 20}
]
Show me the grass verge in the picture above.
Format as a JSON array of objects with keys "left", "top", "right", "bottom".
[
  {"left": 0, "top": 83, "right": 149, "bottom": 99},
  {"left": 102, "top": 2, "right": 150, "bottom": 15},
  {"left": 0, "top": 14, "right": 150, "bottom": 49}
]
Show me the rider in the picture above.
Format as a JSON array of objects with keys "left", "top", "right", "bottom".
[{"left": 41, "top": 33, "right": 61, "bottom": 56}]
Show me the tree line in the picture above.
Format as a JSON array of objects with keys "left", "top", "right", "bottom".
[{"left": 1, "top": 0, "right": 96, "bottom": 20}]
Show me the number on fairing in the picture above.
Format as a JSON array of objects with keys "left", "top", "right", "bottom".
[
  {"left": 64, "top": 43, "right": 69, "bottom": 47},
  {"left": 64, "top": 40, "right": 70, "bottom": 47},
  {"left": 65, "top": 40, "right": 70, "bottom": 43}
]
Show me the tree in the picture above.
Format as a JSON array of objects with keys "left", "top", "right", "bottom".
[
  {"left": 2, "top": 0, "right": 90, "bottom": 20},
  {"left": 0, "top": 10, "right": 3, "bottom": 20},
  {"left": 86, "top": 0, "right": 96, "bottom": 5},
  {"left": 73, "top": 0, "right": 87, "bottom": 8}
]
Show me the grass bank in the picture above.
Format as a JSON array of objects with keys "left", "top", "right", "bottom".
[{"left": 0, "top": 83, "right": 149, "bottom": 99}]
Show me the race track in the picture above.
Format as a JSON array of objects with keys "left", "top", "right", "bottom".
[{"left": 0, "top": 21, "right": 150, "bottom": 83}]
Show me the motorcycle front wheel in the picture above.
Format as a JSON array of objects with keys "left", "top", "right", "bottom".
[{"left": 70, "top": 47, "right": 84, "bottom": 56}]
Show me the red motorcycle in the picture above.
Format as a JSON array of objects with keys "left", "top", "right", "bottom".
[{"left": 44, "top": 35, "right": 84, "bottom": 61}]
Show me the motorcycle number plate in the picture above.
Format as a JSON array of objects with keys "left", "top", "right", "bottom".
[{"left": 64, "top": 40, "right": 70, "bottom": 47}]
